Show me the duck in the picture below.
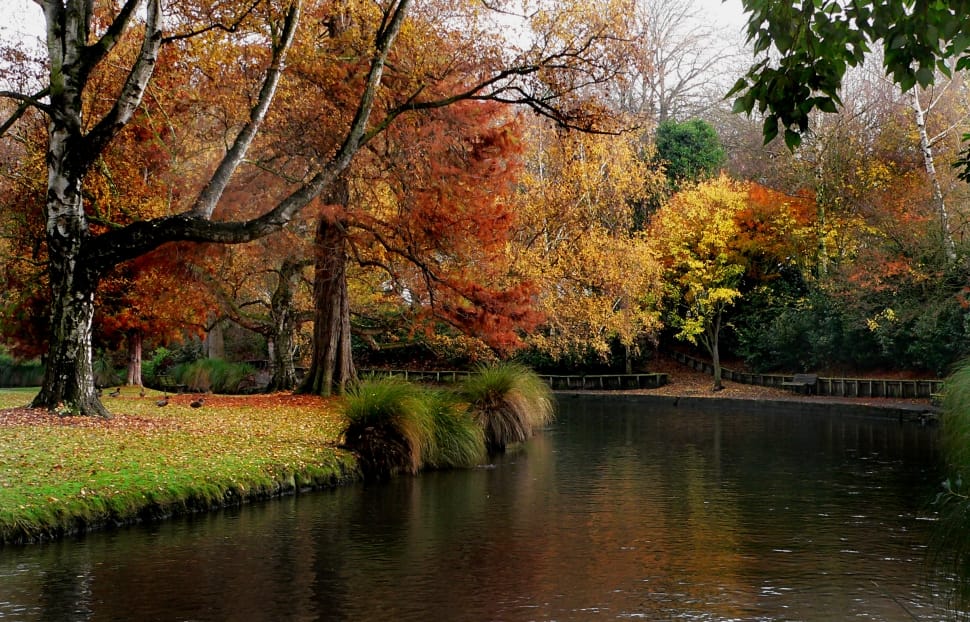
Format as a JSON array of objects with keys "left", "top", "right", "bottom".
[
  {"left": 156, "top": 394, "right": 169, "bottom": 407},
  {"left": 108, "top": 387, "right": 121, "bottom": 397},
  {"left": 139, "top": 386, "right": 146, "bottom": 398},
  {"left": 190, "top": 396, "right": 205, "bottom": 408}
]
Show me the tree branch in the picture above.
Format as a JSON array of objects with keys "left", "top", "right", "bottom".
[
  {"left": 190, "top": 0, "right": 302, "bottom": 218},
  {"left": 0, "top": 87, "right": 52, "bottom": 136},
  {"left": 81, "top": 0, "right": 162, "bottom": 171},
  {"left": 84, "top": 0, "right": 415, "bottom": 274},
  {"left": 160, "top": 0, "right": 262, "bottom": 44}
]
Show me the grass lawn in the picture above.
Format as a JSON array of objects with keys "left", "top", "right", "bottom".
[{"left": 0, "top": 387, "right": 357, "bottom": 544}]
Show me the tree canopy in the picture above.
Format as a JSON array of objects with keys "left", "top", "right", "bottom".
[
  {"left": 731, "top": 0, "right": 970, "bottom": 150},
  {"left": 654, "top": 118, "right": 726, "bottom": 187}
]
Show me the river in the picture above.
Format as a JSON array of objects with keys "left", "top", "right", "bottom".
[{"left": 0, "top": 395, "right": 954, "bottom": 620}]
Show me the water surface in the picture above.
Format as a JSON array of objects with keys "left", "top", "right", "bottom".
[{"left": 0, "top": 396, "right": 951, "bottom": 620}]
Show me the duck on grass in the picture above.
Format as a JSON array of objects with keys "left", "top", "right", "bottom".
[{"left": 340, "top": 363, "right": 554, "bottom": 481}]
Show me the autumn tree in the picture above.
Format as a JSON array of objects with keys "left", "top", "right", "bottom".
[
  {"left": 649, "top": 176, "right": 751, "bottom": 390},
  {"left": 284, "top": 1, "right": 639, "bottom": 395},
  {"left": 510, "top": 119, "right": 666, "bottom": 371},
  {"left": 299, "top": 102, "right": 537, "bottom": 395},
  {"left": 2, "top": 0, "right": 636, "bottom": 416}
]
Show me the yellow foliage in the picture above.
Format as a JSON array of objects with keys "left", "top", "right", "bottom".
[
  {"left": 510, "top": 120, "right": 665, "bottom": 359},
  {"left": 648, "top": 175, "right": 748, "bottom": 350}
]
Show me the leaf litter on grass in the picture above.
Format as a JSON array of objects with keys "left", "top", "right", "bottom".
[{"left": 0, "top": 391, "right": 353, "bottom": 541}]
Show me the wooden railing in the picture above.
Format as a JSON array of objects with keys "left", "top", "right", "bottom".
[
  {"left": 670, "top": 352, "right": 945, "bottom": 399},
  {"left": 358, "top": 369, "right": 669, "bottom": 391}
]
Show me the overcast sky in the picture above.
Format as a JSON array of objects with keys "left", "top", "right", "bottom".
[{"left": 2, "top": 0, "right": 750, "bottom": 38}]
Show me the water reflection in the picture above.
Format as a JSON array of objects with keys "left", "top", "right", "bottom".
[{"left": 0, "top": 396, "right": 952, "bottom": 620}]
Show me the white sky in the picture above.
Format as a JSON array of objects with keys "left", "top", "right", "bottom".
[
  {"left": 2, "top": 0, "right": 750, "bottom": 39},
  {"left": 2, "top": 1, "right": 42, "bottom": 41},
  {"left": 702, "top": 0, "right": 748, "bottom": 31}
]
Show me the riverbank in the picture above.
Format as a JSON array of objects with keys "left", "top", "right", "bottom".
[
  {"left": 0, "top": 369, "right": 940, "bottom": 545},
  {"left": 0, "top": 388, "right": 357, "bottom": 545}
]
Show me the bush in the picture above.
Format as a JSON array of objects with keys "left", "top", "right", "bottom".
[
  {"left": 172, "top": 359, "right": 255, "bottom": 394},
  {"left": 93, "top": 349, "right": 123, "bottom": 388},
  {"left": 425, "top": 391, "right": 485, "bottom": 469},
  {"left": 142, "top": 347, "right": 172, "bottom": 385},
  {"left": 459, "top": 362, "right": 554, "bottom": 453},
  {"left": 0, "top": 352, "right": 44, "bottom": 388}
]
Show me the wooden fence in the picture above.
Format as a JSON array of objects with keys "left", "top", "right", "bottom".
[
  {"left": 671, "top": 352, "right": 945, "bottom": 399},
  {"left": 359, "top": 369, "right": 668, "bottom": 391}
]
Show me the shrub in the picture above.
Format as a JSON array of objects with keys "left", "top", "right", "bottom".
[
  {"left": 172, "top": 359, "right": 255, "bottom": 394},
  {"left": 341, "top": 377, "right": 436, "bottom": 480},
  {"left": 459, "top": 362, "right": 554, "bottom": 453},
  {"left": 93, "top": 349, "right": 122, "bottom": 388},
  {"left": 0, "top": 352, "right": 44, "bottom": 388},
  {"left": 142, "top": 347, "right": 172, "bottom": 384}
]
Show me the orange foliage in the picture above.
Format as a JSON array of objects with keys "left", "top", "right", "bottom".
[{"left": 732, "top": 182, "right": 816, "bottom": 281}]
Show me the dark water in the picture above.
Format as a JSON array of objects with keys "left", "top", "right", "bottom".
[{"left": 0, "top": 396, "right": 955, "bottom": 621}]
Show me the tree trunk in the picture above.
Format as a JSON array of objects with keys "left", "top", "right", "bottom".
[
  {"left": 911, "top": 90, "right": 957, "bottom": 262},
  {"left": 32, "top": 234, "right": 107, "bottom": 417},
  {"left": 299, "top": 192, "right": 356, "bottom": 396},
  {"left": 699, "top": 308, "right": 724, "bottom": 391},
  {"left": 267, "top": 323, "right": 299, "bottom": 392},
  {"left": 126, "top": 330, "right": 143, "bottom": 386},
  {"left": 32, "top": 113, "right": 109, "bottom": 417},
  {"left": 265, "top": 264, "right": 299, "bottom": 391},
  {"left": 710, "top": 340, "right": 723, "bottom": 391},
  {"left": 813, "top": 141, "right": 829, "bottom": 278}
]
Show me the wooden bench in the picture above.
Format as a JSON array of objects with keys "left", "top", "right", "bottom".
[
  {"left": 155, "top": 374, "right": 187, "bottom": 394},
  {"left": 781, "top": 373, "right": 818, "bottom": 395}
]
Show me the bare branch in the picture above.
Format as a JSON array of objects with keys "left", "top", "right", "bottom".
[{"left": 160, "top": 0, "right": 262, "bottom": 44}]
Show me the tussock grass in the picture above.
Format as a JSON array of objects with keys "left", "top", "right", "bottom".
[
  {"left": 425, "top": 391, "right": 485, "bottom": 469},
  {"left": 341, "top": 378, "right": 436, "bottom": 479},
  {"left": 0, "top": 389, "right": 354, "bottom": 544},
  {"left": 934, "top": 360, "right": 970, "bottom": 617},
  {"left": 943, "top": 361, "right": 970, "bottom": 470},
  {"left": 459, "top": 362, "right": 554, "bottom": 452}
]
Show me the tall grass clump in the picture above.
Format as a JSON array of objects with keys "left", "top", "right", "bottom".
[
  {"left": 424, "top": 391, "right": 485, "bottom": 469},
  {"left": 943, "top": 360, "right": 970, "bottom": 467},
  {"left": 341, "top": 377, "right": 436, "bottom": 480},
  {"left": 932, "top": 359, "right": 970, "bottom": 618},
  {"left": 459, "top": 362, "right": 554, "bottom": 453}
]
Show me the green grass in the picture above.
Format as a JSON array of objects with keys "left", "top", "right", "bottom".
[{"left": 0, "top": 388, "right": 356, "bottom": 544}]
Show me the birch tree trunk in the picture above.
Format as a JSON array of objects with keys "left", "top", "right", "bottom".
[
  {"left": 911, "top": 90, "right": 957, "bottom": 262},
  {"left": 31, "top": 0, "right": 163, "bottom": 417},
  {"left": 265, "top": 259, "right": 307, "bottom": 392}
]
